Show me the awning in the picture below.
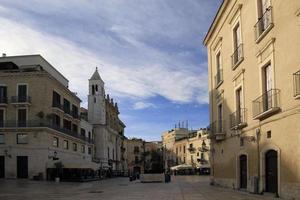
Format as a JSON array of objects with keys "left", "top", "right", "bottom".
[{"left": 170, "top": 164, "right": 194, "bottom": 170}]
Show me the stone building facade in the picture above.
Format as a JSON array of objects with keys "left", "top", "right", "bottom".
[
  {"left": 0, "top": 55, "right": 96, "bottom": 180},
  {"left": 87, "top": 68, "right": 126, "bottom": 175},
  {"left": 204, "top": 0, "right": 300, "bottom": 198}
]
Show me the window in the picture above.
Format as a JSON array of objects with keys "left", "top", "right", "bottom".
[
  {"left": 63, "top": 98, "right": 70, "bottom": 114},
  {"left": 176, "top": 148, "right": 178, "bottom": 155},
  {"left": 52, "top": 114, "right": 60, "bottom": 127},
  {"left": 201, "top": 153, "right": 204, "bottom": 159},
  {"left": 0, "top": 134, "right": 4, "bottom": 144},
  {"left": 17, "top": 109, "right": 27, "bottom": 127},
  {"left": 191, "top": 155, "right": 194, "bottom": 163},
  {"left": 52, "top": 91, "right": 61, "bottom": 108},
  {"left": 0, "top": 86, "right": 7, "bottom": 104},
  {"left": 189, "top": 143, "right": 193, "bottom": 148},
  {"left": 236, "top": 87, "right": 243, "bottom": 124},
  {"left": 88, "top": 147, "right": 92, "bottom": 155},
  {"left": 88, "top": 132, "right": 91, "bottom": 140},
  {"left": 0, "top": 109, "right": 4, "bottom": 127},
  {"left": 17, "top": 134, "right": 28, "bottom": 144},
  {"left": 63, "top": 119, "right": 71, "bottom": 130},
  {"left": 81, "top": 145, "right": 85, "bottom": 153},
  {"left": 73, "top": 143, "right": 77, "bottom": 151},
  {"left": 183, "top": 157, "right": 186, "bottom": 163},
  {"left": 135, "top": 156, "right": 139, "bottom": 164},
  {"left": 183, "top": 146, "right": 186, "bottom": 153},
  {"left": 232, "top": 22, "right": 243, "bottom": 68},
  {"left": 255, "top": 0, "right": 272, "bottom": 40},
  {"left": 92, "top": 85, "right": 95, "bottom": 95},
  {"left": 72, "top": 105, "right": 78, "bottom": 118},
  {"left": 134, "top": 146, "right": 139, "bottom": 153},
  {"left": 112, "top": 149, "right": 114, "bottom": 160},
  {"left": 53, "top": 137, "right": 59, "bottom": 147},
  {"left": 262, "top": 63, "right": 273, "bottom": 110},
  {"left": 217, "top": 103, "right": 223, "bottom": 132},
  {"left": 108, "top": 147, "right": 110, "bottom": 159},
  {"left": 63, "top": 140, "right": 69, "bottom": 149},
  {"left": 81, "top": 128, "right": 86, "bottom": 137},
  {"left": 17, "top": 84, "right": 27, "bottom": 102},
  {"left": 72, "top": 124, "right": 78, "bottom": 133},
  {"left": 215, "top": 52, "right": 223, "bottom": 86}
]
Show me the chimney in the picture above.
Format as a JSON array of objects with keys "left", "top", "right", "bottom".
[{"left": 2, "top": 53, "right": 6, "bottom": 57}]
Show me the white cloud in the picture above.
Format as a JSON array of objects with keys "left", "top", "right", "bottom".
[{"left": 133, "top": 102, "right": 156, "bottom": 110}]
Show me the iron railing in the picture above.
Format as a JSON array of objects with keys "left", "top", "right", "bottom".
[
  {"left": 11, "top": 96, "right": 31, "bottom": 104},
  {"left": 293, "top": 70, "right": 300, "bottom": 97},
  {"left": 71, "top": 111, "right": 79, "bottom": 119},
  {"left": 52, "top": 102, "right": 63, "bottom": 110},
  {"left": 229, "top": 108, "right": 247, "bottom": 129},
  {"left": 210, "top": 120, "right": 226, "bottom": 135},
  {"left": 63, "top": 106, "right": 71, "bottom": 115},
  {"left": 254, "top": 6, "right": 273, "bottom": 40},
  {"left": 0, "top": 96, "right": 8, "bottom": 104},
  {"left": 231, "top": 43, "right": 244, "bottom": 68},
  {"left": 252, "top": 89, "right": 280, "bottom": 118},
  {"left": 214, "top": 69, "right": 223, "bottom": 87},
  {"left": 0, "top": 120, "right": 94, "bottom": 144}
]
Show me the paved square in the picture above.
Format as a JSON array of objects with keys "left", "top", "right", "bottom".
[{"left": 0, "top": 176, "right": 279, "bottom": 200}]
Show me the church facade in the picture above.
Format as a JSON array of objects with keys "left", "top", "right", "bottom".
[{"left": 87, "top": 68, "right": 126, "bottom": 175}]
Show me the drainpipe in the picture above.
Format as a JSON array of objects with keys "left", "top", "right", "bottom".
[{"left": 256, "top": 127, "right": 261, "bottom": 194}]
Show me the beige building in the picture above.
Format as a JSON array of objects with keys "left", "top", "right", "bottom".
[
  {"left": 0, "top": 55, "right": 96, "bottom": 180},
  {"left": 204, "top": 0, "right": 300, "bottom": 198},
  {"left": 162, "top": 128, "right": 210, "bottom": 173},
  {"left": 124, "top": 138, "right": 162, "bottom": 175}
]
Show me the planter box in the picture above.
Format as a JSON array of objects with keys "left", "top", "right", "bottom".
[{"left": 140, "top": 174, "right": 164, "bottom": 183}]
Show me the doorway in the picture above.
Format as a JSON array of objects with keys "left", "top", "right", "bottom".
[
  {"left": 17, "top": 156, "right": 28, "bottom": 178},
  {"left": 0, "top": 156, "right": 4, "bottom": 178},
  {"left": 265, "top": 150, "right": 278, "bottom": 193},
  {"left": 239, "top": 155, "right": 247, "bottom": 189}
]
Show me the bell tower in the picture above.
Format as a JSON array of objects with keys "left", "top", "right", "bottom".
[{"left": 88, "top": 67, "right": 106, "bottom": 125}]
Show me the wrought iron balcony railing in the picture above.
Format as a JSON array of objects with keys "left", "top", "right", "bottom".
[
  {"left": 293, "top": 70, "right": 300, "bottom": 98},
  {"left": 209, "top": 120, "right": 226, "bottom": 141},
  {"left": 52, "top": 102, "right": 63, "bottom": 110},
  {"left": 214, "top": 69, "right": 223, "bottom": 87},
  {"left": 231, "top": 43, "right": 244, "bottom": 69},
  {"left": 229, "top": 108, "right": 247, "bottom": 129},
  {"left": 11, "top": 96, "right": 31, "bottom": 104},
  {"left": 0, "top": 96, "right": 8, "bottom": 104},
  {"left": 254, "top": 6, "right": 273, "bottom": 41},
  {"left": 0, "top": 120, "right": 94, "bottom": 144},
  {"left": 252, "top": 89, "right": 280, "bottom": 119}
]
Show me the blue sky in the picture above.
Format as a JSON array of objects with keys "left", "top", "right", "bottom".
[{"left": 0, "top": 0, "right": 221, "bottom": 141}]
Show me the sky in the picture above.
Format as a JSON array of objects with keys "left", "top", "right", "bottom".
[{"left": 0, "top": 0, "right": 221, "bottom": 141}]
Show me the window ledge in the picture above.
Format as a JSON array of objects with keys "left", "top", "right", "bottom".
[
  {"left": 230, "top": 122, "right": 247, "bottom": 130},
  {"left": 253, "top": 107, "right": 280, "bottom": 120},
  {"left": 232, "top": 57, "right": 244, "bottom": 71},
  {"left": 294, "top": 94, "right": 300, "bottom": 99},
  {"left": 255, "top": 23, "right": 274, "bottom": 44}
]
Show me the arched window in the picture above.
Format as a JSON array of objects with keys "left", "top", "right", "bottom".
[
  {"left": 92, "top": 85, "right": 95, "bottom": 95},
  {"left": 95, "top": 85, "right": 98, "bottom": 92}
]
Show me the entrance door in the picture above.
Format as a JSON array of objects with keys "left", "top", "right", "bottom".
[
  {"left": 265, "top": 150, "right": 278, "bottom": 193},
  {"left": 0, "top": 156, "right": 4, "bottom": 178},
  {"left": 240, "top": 155, "right": 247, "bottom": 189},
  {"left": 17, "top": 156, "right": 28, "bottom": 178}
]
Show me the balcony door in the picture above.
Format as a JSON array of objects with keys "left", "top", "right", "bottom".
[
  {"left": 236, "top": 88, "right": 243, "bottom": 124},
  {"left": 18, "top": 85, "right": 27, "bottom": 102},
  {"left": 217, "top": 103, "right": 223, "bottom": 132},
  {"left": 0, "top": 86, "right": 7, "bottom": 103},
  {"left": 263, "top": 64, "right": 272, "bottom": 111},
  {"left": 18, "top": 109, "right": 27, "bottom": 127},
  {"left": 0, "top": 110, "right": 4, "bottom": 127},
  {"left": 258, "top": 0, "right": 271, "bottom": 31}
]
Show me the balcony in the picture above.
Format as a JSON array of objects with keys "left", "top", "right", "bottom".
[
  {"left": 0, "top": 96, "right": 8, "bottom": 106},
  {"left": 134, "top": 149, "right": 140, "bottom": 154},
  {"left": 252, "top": 89, "right": 280, "bottom": 120},
  {"left": 188, "top": 147, "right": 196, "bottom": 153},
  {"left": 209, "top": 120, "right": 226, "bottom": 141},
  {"left": 293, "top": 70, "right": 300, "bottom": 98},
  {"left": 254, "top": 6, "right": 273, "bottom": 43},
  {"left": 231, "top": 43, "right": 244, "bottom": 70},
  {"left": 0, "top": 120, "right": 93, "bottom": 143},
  {"left": 229, "top": 108, "right": 247, "bottom": 130},
  {"left": 52, "top": 102, "right": 63, "bottom": 112},
  {"left": 198, "top": 145, "right": 209, "bottom": 152},
  {"left": 72, "top": 111, "right": 79, "bottom": 119},
  {"left": 214, "top": 69, "right": 223, "bottom": 88},
  {"left": 11, "top": 96, "right": 31, "bottom": 105}
]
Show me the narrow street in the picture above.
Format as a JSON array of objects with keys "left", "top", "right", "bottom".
[{"left": 0, "top": 176, "right": 279, "bottom": 200}]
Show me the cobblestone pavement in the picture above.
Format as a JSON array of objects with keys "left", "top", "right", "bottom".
[{"left": 0, "top": 176, "right": 280, "bottom": 200}]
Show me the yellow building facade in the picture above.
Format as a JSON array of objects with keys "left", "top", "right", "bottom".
[{"left": 204, "top": 0, "right": 300, "bottom": 198}]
